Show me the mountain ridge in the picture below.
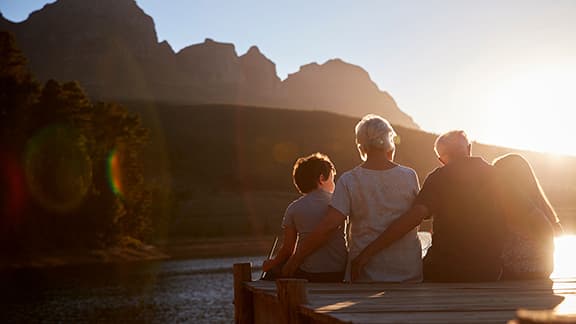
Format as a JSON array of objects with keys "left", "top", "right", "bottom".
[{"left": 0, "top": 0, "right": 419, "bottom": 128}]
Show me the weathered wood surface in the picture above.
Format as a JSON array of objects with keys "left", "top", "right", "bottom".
[
  {"left": 252, "top": 288, "right": 283, "bottom": 324},
  {"left": 244, "top": 278, "right": 576, "bottom": 323},
  {"left": 233, "top": 263, "right": 254, "bottom": 323},
  {"left": 277, "top": 279, "right": 310, "bottom": 324}
]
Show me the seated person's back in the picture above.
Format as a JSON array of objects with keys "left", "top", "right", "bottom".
[
  {"left": 493, "top": 153, "right": 560, "bottom": 280},
  {"left": 332, "top": 164, "right": 422, "bottom": 282},
  {"left": 414, "top": 131, "right": 506, "bottom": 282},
  {"left": 416, "top": 156, "right": 505, "bottom": 281},
  {"left": 262, "top": 153, "right": 347, "bottom": 282},
  {"left": 285, "top": 187, "right": 347, "bottom": 279}
]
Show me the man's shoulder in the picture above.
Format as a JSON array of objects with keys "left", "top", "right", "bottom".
[
  {"left": 469, "top": 156, "right": 492, "bottom": 168},
  {"left": 424, "top": 165, "right": 444, "bottom": 181},
  {"left": 467, "top": 157, "right": 497, "bottom": 179},
  {"left": 433, "top": 157, "right": 491, "bottom": 176}
]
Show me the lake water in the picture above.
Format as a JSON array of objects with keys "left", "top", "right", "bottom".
[
  {"left": 0, "top": 256, "right": 266, "bottom": 323},
  {"left": 1, "top": 233, "right": 575, "bottom": 323}
]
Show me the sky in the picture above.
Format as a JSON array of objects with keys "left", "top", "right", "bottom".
[{"left": 2, "top": 0, "right": 576, "bottom": 156}]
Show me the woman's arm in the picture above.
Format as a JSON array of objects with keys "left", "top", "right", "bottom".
[
  {"left": 552, "top": 222, "right": 564, "bottom": 236},
  {"left": 281, "top": 206, "right": 346, "bottom": 276},
  {"left": 524, "top": 207, "right": 555, "bottom": 239},
  {"left": 504, "top": 193, "right": 554, "bottom": 239},
  {"left": 262, "top": 226, "right": 297, "bottom": 272}
]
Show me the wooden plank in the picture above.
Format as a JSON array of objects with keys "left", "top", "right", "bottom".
[
  {"left": 247, "top": 278, "right": 576, "bottom": 290},
  {"left": 315, "top": 310, "right": 519, "bottom": 324},
  {"left": 303, "top": 289, "right": 564, "bottom": 299},
  {"left": 276, "top": 279, "right": 309, "bottom": 324},
  {"left": 305, "top": 298, "right": 563, "bottom": 313},
  {"left": 245, "top": 278, "right": 576, "bottom": 324},
  {"left": 233, "top": 263, "right": 254, "bottom": 324},
  {"left": 304, "top": 289, "right": 566, "bottom": 300},
  {"left": 252, "top": 289, "right": 284, "bottom": 324}
]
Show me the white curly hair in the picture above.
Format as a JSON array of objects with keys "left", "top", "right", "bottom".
[{"left": 355, "top": 114, "right": 396, "bottom": 161}]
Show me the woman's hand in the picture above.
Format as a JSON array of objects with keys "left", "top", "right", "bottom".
[
  {"left": 350, "top": 253, "right": 370, "bottom": 282},
  {"left": 553, "top": 222, "right": 564, "bottom": 236}
]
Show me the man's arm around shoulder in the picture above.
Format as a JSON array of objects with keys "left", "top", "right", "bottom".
[{"left": 350, "top": 204, "right": 429, "bottom": 281}]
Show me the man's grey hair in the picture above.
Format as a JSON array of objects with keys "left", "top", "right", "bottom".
[
  {"left": 355, "top": 114, "right": 396, "bottom": 161},
  {"left": 434, "top": 130, "right": 470, "bottom": 158}
]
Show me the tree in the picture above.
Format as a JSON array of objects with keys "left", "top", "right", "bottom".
[
  {"left": 1, "top": 31, "right": 153, "bottom": 251},
  {"left": 0, "top": 32, "right": 39, "bottom": 249}
]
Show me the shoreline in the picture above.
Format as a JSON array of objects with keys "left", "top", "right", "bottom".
[
  {"left": 0, "top": 244, "right": 169, "bottom": 271},
  {"left": 158, "top": 236, "right": 275, "bottom": 259},
  {"left": 0, "top": 236, "right": 274, "bottom": 271}
]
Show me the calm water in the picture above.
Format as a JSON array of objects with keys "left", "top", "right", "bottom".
[
  {"left": 0, "top": 256, "right": 265, "bottom": 323},
  {"left": 1, "top": 225, "right": 574, "bottom": 323}
]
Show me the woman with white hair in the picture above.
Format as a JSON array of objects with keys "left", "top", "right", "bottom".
[{"left": 282, "top": 114, "right": 423, "bottom": 282}]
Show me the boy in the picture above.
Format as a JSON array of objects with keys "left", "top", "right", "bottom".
[{"left": 262, "top": 153, "right": 347, "bottom": 282}]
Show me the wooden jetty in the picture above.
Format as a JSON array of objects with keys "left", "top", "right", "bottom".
[{"left": 233, "top": 263, "right": 576, "bottom": 324}]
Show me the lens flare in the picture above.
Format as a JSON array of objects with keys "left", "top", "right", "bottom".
[
  {"left": 107, "top": 149, "right": 123, "bottom": 197},
  {"left": 1, "top": 152, "right": 26, "bottom": 223},
  {"left": 25, "top": 125, "right": 92, "bottom": 213}
]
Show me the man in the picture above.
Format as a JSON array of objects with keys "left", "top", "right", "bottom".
[{"left": 351, "top": 130, "right": 505, "bottom": 282}]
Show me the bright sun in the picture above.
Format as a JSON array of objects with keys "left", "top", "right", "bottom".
[
  {"left": 551, "top": 235, "right": 576, "bottom": 279},
  {"left": 453, "top": 56, "right": 576, "bottom": 157}
]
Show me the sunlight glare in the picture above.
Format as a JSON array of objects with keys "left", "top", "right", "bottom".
[
  {"left": 453, "top": 58, "right": 576, "bottom": 156},
  {"left": 551, "top": 235, "right": 576, "bottom": 279},
  {"left": 554, "top": 295, "right": 576, "bottom": 316}
]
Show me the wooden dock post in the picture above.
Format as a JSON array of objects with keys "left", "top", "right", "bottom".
[
  {"left": 233, "top": 262, "right": 254, "bottom": 324},
  {"left": 277, "top": 279, "right": 309, "bottom": 324}
]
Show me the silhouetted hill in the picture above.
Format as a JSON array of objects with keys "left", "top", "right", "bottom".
[
  {"left": 0, "top": 0, "right": 181, "bottom": 101},
  {"left": 0, "top": 0, "right": 418, "bottom": 128},
  {"left": 280, "top": 59, "right": 416, "bottom": 128},
  {"left": 124, "top": 103, "right": 576, "bottom": 237}
]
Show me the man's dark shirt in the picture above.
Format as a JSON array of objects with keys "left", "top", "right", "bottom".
[{"left": 414, "top": 156, "right": 506, "bottom": 282}]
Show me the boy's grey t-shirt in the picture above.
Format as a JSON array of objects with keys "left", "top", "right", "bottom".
[
  {"left": 331, "top": 165, "right": 423, "bottom": 282},
  {"left": 282, "top": 189, "right": 347, "bottom": 273}
]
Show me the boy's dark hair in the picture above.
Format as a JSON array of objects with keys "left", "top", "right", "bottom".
[{"left": 292, "top": 153, "right": 335, "bottom": 194}]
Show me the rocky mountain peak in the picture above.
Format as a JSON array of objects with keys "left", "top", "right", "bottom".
[
  {"left": 281, "top": 58, "right": 418, "bottom": 128},
  {"left": 245, "top": 45, "right": 261, "bottom": 56},
  {"left": 178, "top": 38, "right": 238, "bottom": 59},
  {"left": 239, "top": 45, "right": 281, "bottom": 94},
  {"left": 286, "top": 59, "right": 376, "bottom": 91},
  {"left": 23, "top": 0, "right": 159, "bottom": 45},
  {"left": 2, "top": 0, "right": 419, "bottom": 129}
]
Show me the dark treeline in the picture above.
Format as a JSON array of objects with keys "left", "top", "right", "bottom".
[{"left": 0, "top": 31, "right": 156, "bottom": 254}]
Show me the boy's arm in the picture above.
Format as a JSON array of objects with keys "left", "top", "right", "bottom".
[
  {"left": 350, "top": 204, "right": 429, "bottom": 281},
  {"left": 262, "top": 226, "right": 297, "bottom": 272},
  {"left": 281, "top": 206, "right": 346, "bottom": 276}
]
